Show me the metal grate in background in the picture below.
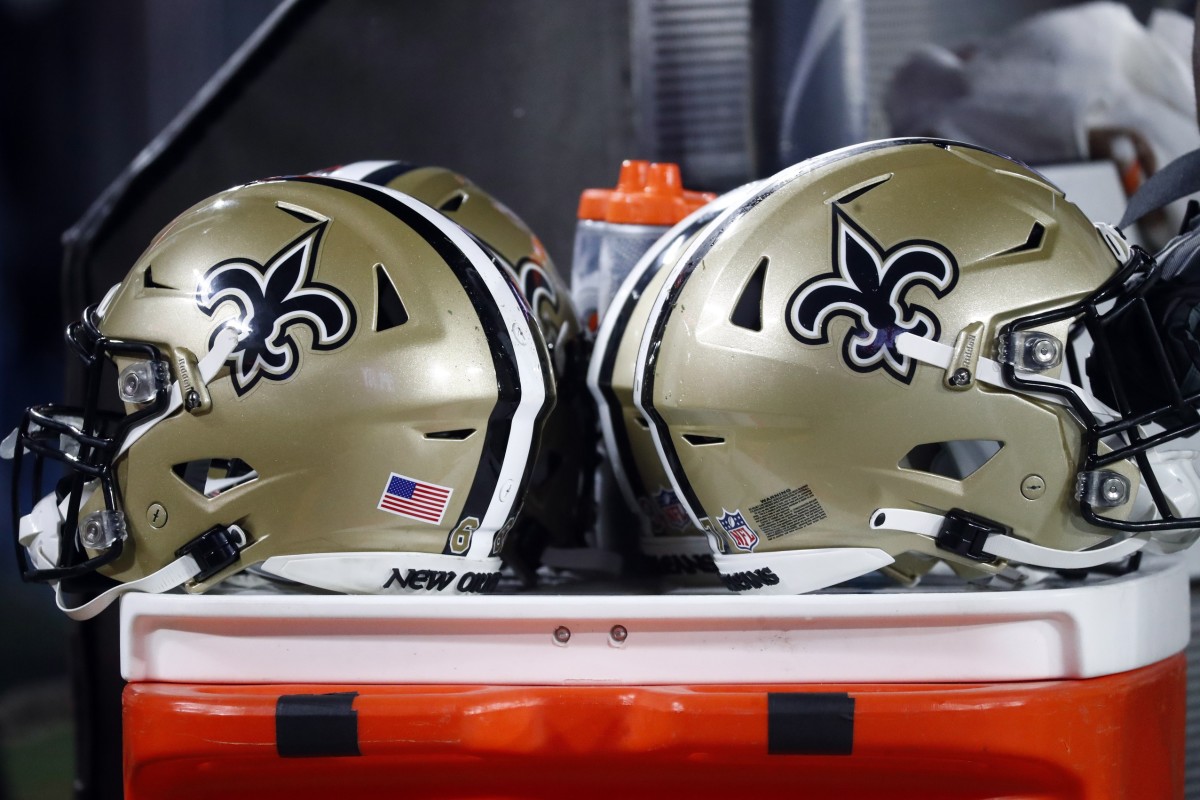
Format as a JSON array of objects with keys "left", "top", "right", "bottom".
[{"left": 630, "top": 0, "right": 756, "bottom": 189}]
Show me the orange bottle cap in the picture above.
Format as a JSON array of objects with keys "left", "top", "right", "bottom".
[{"left": 576, "top": 160, "right": 715, "bottom": 225}]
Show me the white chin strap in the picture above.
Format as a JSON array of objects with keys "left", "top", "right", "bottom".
[
  {"left": 55, "top": 553, "right": 205, "bottom": 621},
  {"left": 50, "top": 523, "right": 249, "bottom": 620},
  {"left": 869, "top": 509, "right": 1147, "bottom": 570},
  {"left": 116, "top": 326, "right": 239, "bottom": 459},
  {"left": 16, "top": 482, "right": 215, "bottom": 621},
  {"left": 10, "top": 327, "right": 242, "bottom": 620},
  {"left": 895, "top": 333, "right": 1119, "bottom": 423}
]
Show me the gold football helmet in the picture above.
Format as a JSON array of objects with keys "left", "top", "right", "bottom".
[
  {"left": 10, "top": 176, "right": 554, "bottom": 617},
  {"left": 588, "top": 184, "right": 761, "bottom": 581},
  {"left": 320, "top": 162, "right": 594, "bottom": 575},
  {"left": 636, "top": 138, "right": 1200, "bottom": 594}
]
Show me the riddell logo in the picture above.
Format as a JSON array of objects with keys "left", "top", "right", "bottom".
[
  {"left": 382, "top": 568, "right": 500, "bottom": 594},
  {"left": 719, "top": 567, "right": 780, "bottom": 592}
]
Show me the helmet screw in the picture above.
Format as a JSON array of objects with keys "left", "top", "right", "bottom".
[
  {"left": 147, "top": 503, "right": 168, "bottom": 529},
  {"left": 1030, "top": 337, "right": 1061, "bottom": 366},
  {"left": 610, "top": 624, "right": 628, "bottom": 644},
  {"left": 949, "top": 368, "right": 971, "bottom": 386},
  {"left": 553, "top": 626, "right": 571, "bottom": 645},
  {"left": 120, "top": 372, "right": 141, "bottom": 399},
  {"left": 184, "top": 390, "right": 201, "bottom": 411},
  {"left": 1101, "top": 475, "right": 1129, "bottom": 506},
  {"left": 81, "top": 519, "right": 104, "bottom": 548},
  {"left": 1021, "top": 474, "right": 1046, "bottom": 500},
  {"left": 511, "top": 321, "right": 528, "bottom": 346}
]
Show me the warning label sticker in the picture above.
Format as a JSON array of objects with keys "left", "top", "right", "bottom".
[{"left": 750, "top": 486, "right": 827, "bottom": 540}]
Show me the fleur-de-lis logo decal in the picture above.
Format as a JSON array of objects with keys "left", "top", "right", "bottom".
[
  {"left": 518, "top": 257, "right": 560, "bottom": 320},
  {"left": 786, "top": 207, "right": 957, "bottom": 384},
  {"left": 196, "top": 222, "right": 356, "bottom": 395}
]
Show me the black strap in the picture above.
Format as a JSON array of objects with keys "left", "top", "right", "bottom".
[
  {"left": 275, "top": 692, "right": 360, "bottom": 758},
  {"left": 767, "top": 692, "right": 855, "bottom": 755},
  {"left": 1119, "top": 148, "right": 1200, "bottom": 229}
]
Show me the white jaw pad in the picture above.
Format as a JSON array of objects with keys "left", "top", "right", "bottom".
[
  {"left": 258, "top": 552, "right": 504, "bottom": 595},
  {"left": 714, "top": 548, "right": 895, "bottom": 594},
  {"left": 871, "top": 508, "right": 1148, "bottom": 570},
  {"left": 19, "top": 491, "right": 67, "bottom": 551}
]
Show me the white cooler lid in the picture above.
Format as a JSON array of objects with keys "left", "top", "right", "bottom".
[{"left": 120, "top": 554, "right": 1191, "bottom": 685}]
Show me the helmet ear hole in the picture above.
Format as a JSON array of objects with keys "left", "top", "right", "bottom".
[
  {"left": 172, "top": 458, "right": 258, "bottom": 498},
  {"left": 424, "top": 429, "right": 476, "bottom": 441},
  {"left": 682, "top": 433, "right": 725, "bottom": 446},
  {"left": 899, "top": 440, "right": 1003, "bottom": 480}
]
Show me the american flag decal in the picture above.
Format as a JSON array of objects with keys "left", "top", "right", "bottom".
[{"left": 377, "top": 473, "right": 453, "bottom": 525}]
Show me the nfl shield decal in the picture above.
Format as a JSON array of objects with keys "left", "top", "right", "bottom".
[
  {"left": 717, "top": 509, "right": 759, "bottom": 552},
  {"left": 654, "top": 486, "right": 691, "bottom": 530}
]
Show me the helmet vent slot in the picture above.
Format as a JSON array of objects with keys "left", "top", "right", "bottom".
[
  {"left": 730, "top": 257, "right": 768, "bottom": 331},
  {"left": 142, "top": 265, "right": 175, "bottom": 290},
  {"left": 682, "top": 433, "right": 725, "bottom": 446},
  {"left": 993, "top": 222, "right": 1046, "bottom": 258},
  {"left": 172, "top": 458, "right": 258, "bottom": 498},
  {"left": 374, "top": 264, "right": 410, "bottom": 331},
  {"left": 899, "top": 440, "right": 1003, "bottom": 480},
  {"left": 425, "top": 429, "right": 476, "bottom": 441},
  {"left": 834, "top": 174, "right": 891, "bottom": 205},
  {"left": 439, "top": 192, "right": 467, "bottom": 212},
  {"left": 634, "top": 416, "right": 650, "bottom": 429},
  {"left": 275, "top": 202, "right": 324, "bottom": 224}
]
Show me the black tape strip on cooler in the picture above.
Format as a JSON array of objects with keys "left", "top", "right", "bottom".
[
  {"left": 275, "top": 691, "right": 361, "bottom": 758},
  {"left": 767, "top": 692, "right": 855, "bottom": 755}
]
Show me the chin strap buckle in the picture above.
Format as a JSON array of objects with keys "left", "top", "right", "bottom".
[
  {"left": 934, "top": 509, "right": 1008, "bottom": 563},
  {"left": 175, "top": 524, "right": 246, "bottom": 583}
]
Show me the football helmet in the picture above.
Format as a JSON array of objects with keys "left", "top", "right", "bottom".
[
  {"left": 588, "top": 183, "right": 761, "bottom": 581},
  {"left": 9, "top": 176, "right": 554, "bottom": 617},
  {"left": 319, "top": 162, "right": 595, "bottom": 575},
  {"left": 636, "top": 138, "right": 1200, "bottom": 594}
]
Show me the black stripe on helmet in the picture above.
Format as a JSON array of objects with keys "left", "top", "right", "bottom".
[
  {"left": 289, "top": 175, "right": 549, "bottom": 549},
  {"left": 595, "top": 212, "right": 717, "bottom": 502},
  {"left": 356, "top": 161, "right": 419, "bottom": 186}
]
